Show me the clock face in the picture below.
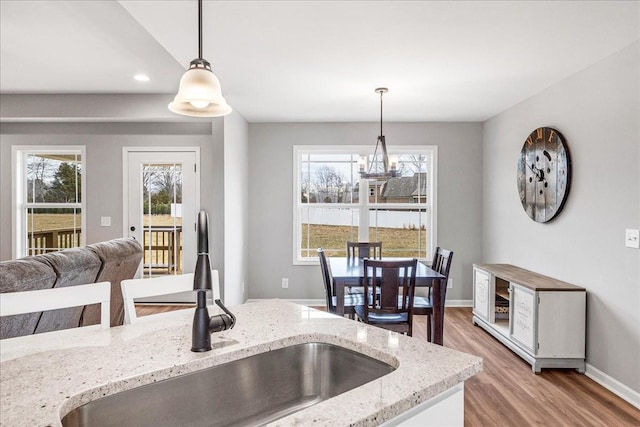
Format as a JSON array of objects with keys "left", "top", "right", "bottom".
[{"left": 517, "top": 127, "right": 571, "bottom": 223}]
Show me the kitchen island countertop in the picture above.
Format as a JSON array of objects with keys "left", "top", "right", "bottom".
[{"left": 0, "top": 299, "right": 482, "bottom": 426}]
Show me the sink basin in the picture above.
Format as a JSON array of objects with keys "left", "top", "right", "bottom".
[{"left": 61, "top": 342, "right": 395, "bottom": 427}]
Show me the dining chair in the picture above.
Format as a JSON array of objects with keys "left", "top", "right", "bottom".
[
  {"left": 346, "top": 241, "right": 382, "bottom": 260},
  {"left": 0, "top": 282, "right": 112, "bottom": 331},
  {"left": 318, "top": 248, "right": 364, "bottom": 319},
  {"left": 345, "top": 241, "right": 382, "bottom": 295},
  {"left": 413, "top": 247, "right": 453, "bottom": 342},
  {"left": 354, "top": 258, "right": 418, "bottom": 336},
  {"left": 121, "top": 271, "right": 220, "bottom": 324}
]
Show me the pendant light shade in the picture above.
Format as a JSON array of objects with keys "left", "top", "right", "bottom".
[{"left": 168, "top": 0, "right": 232, "bottom": 117}]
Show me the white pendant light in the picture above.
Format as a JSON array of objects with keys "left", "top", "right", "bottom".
[{"left": 168, "top": 0, "right": 232, "bottom": 117}]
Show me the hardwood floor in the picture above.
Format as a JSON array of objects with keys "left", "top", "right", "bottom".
[
  {"left": 136, "top": 304, "right": 640, "bottom": 426},
  {"left": 417, "top": 308, "right": 640, "bottom": 427}
]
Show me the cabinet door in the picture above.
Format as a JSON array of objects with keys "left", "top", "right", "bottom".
[
  {"left": 510, "top": 284, "right": 536, "bottom": 353},
  {"left": 473, "top": 268, "right": 490, "bottom": 321}
]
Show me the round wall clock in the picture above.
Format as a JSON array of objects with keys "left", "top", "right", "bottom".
[{"left": 517, "top": 127, "right": 571, "bottom": 223}]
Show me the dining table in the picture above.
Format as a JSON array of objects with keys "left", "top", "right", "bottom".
[{"left": 329, "top": 257, "right": 447, "bottom": 345}]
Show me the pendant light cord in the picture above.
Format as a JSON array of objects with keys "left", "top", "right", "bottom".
[
  {"left": 198, "top": 0, "right": 203, "bottom": 59},
  {"left": 380, "top": 89, "right": 383, "bottom": 137}
]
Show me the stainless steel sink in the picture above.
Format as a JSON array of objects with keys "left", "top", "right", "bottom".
[{"left": 62, "top": 342, "right": 395, "bottom": 427}]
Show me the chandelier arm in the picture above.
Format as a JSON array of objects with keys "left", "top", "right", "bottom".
[
  {"left": 198, "top": 0, "right": 203, "bottom": 59},
  {"left": 368, "top": 138, "right": 381, "bottom": 174},
  {"left": 380, "top": 135, "right": 389, "bottom": 173}
]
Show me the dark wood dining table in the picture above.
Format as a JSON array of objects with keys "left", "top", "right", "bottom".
[{"left": 328, "top": 257, "right": 447, "bottom": 345}]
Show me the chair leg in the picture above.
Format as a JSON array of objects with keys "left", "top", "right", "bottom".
[{"left": 426, "top": 315, "right": 432, "bottom": 342}]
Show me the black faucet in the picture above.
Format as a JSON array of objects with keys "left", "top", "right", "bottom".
[{"left": 191, "top": 211, "right": 236, "bottom": 352}]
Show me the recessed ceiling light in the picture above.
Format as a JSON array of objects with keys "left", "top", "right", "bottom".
[{"left": 134, "top": 74, "right": 150, "bottom": 82}]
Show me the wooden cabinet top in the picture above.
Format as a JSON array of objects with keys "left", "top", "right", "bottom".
[{"left": 473, "top": 263, "right": 585, "bottom": 292}]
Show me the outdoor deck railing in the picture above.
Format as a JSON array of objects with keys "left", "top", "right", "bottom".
[
  {"left": 28, "top": 228, "right": 81, "bottom": 255},
  {"left": 142, "top": 226, "right": 182, "bottom": 274},
  {"left": 27, "top": 226, "right": 182, "bottom": 275}
]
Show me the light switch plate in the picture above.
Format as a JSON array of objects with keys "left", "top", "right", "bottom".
[
  {"left": 100, "top": 216, "right": 111, "bottom": 227},
  {"left": 625, "top": 228, "right": 639, "bottom": 248}
]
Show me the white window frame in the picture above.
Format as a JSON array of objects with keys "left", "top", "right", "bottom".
[
  {"left": 293, "top": 145, "right": 437, "bottom": 265},
  {"left": 12, "top": 146, "right": 87, "bottom": 259}
]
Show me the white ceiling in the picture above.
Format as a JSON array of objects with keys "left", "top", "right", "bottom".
[{"left": 1, "top": 1, "right": 638, "bottom": 122}]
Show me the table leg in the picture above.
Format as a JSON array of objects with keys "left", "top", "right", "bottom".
[
  {"left": 334, "top": 279, "right": 345, "bottom": 316},
  {"left": 432, "top": 278, "right": 444, "bottom": 346}
]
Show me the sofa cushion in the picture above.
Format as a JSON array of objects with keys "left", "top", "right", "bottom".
[
  {"left": 33, "top": 249, "right": 102, "bottom": 333},
  {"left": 0, "top": 259, "right": 57, "bottom": 339},
  {"left": 87, "top": 238, "right": 142, "bottom": 326}
]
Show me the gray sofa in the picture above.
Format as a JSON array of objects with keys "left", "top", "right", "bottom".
[{"left": 0, "top": 238, "right": 142, "bottom": 339}]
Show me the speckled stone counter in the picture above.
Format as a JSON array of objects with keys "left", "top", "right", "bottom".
[{"left": 0, "top": 300, "right": 482, "bottom": 426}]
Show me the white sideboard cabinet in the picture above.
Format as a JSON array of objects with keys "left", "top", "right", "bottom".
[{"left": 472, "top": 264, "right": 586, "bottom": 373}]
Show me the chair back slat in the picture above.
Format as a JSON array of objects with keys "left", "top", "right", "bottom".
[
  {"left": 363, "top": 259, "right": 417, "bottom": 319},
  {"left": 317, "top": 249, "right": 335, "bottom": 312},
  {"left": 121, "top": 271, "right": 220, "bottom": 324},
  {"left": 0, "top": 282, "right": 111, "bottom": 330},
  {"left": 346, "top": 241, "right": 382, "bottom": 260},
  {"left": 432, "top": 247, "right": 453, "bottom": 278}
]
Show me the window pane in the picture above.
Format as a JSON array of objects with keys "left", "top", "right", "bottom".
[
  {"left": 366, "top": 172, "right": 427, "bottom": 204},
  {"left": 397, "top": 154, "right": 428, "bottom": 176},
  {"left": 369, "top": 209, "right": 427, "bottom": 258},
  {"left": 300, "top": 207, "right": 358, "bottom": 258},
  {"left": 26, "top": 153, "right": 82, "bottom": 203},
  {"left": 141, "top": 163, "right": 183, "bottom": 276},
  {"left": 27, "top": 153, "right": 81, "bottom": 204},
  {"left": 302, "top": 154, "right": 358, "bottom": 204},
  {"left": 27, "top": 208, "right": 82, "bottom": 255}
]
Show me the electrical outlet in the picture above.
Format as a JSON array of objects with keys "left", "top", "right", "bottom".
[
  {"left": 281, "top": 278, "right": 289, "bottom": 289},
  {"left": 447, "top": 279, "right": 453, "bottom": 289},
  {"left": 626, "top": 228, "right": 639, "bottom": 248},
  {"left": 100, "top": 216, "right": 111, "bottom": 227}
]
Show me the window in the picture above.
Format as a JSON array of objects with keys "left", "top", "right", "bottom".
[
  {"left": 293, "top": 145, "right": 437, "bottom": 264},
  {"left": 13, "top": 146, "right": 86, "bottom": 258}
]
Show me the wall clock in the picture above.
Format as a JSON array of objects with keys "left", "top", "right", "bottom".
[{"left": 517, "top": 127, "right": 571, "bottom": 223}]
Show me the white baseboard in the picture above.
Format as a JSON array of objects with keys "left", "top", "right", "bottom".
[
  {"left": 585, "top": 363, "right": 640, "bottom": 409},
  {"left": 445, "top": 300, "right": 473, "bottom": 307}
]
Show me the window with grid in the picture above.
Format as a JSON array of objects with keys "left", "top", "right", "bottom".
[
  {"left": 13, "top": 147, "right": 86, "bottom": 258},
  {"left": 293, "top": 145, "right": 437, "bottom": 264}
]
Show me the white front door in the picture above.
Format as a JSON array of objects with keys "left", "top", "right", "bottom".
[{"left": 124, "top": 148, "right": 200, "bottom": 284}]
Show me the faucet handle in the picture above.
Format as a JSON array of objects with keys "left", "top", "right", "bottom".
[{"left": 208, "top": 299, "right": 236, "bottom": 332}]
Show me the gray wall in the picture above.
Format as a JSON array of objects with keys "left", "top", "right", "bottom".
[
  {"left": 223, "top": 111, "right": 250, "bottom": 306},
  {"left": 482, "top": 42, "right": 640, "bottom": 392},
  {"left": 248, "top": 122, "right": 483, "bottom": 301},
  {"left": 0, "top": 95, "right": 226, "bottom": 282}
]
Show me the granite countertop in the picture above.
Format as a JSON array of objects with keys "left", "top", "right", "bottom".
[{"left": 0, "top": 300, "right": 482, "bottom": 426}]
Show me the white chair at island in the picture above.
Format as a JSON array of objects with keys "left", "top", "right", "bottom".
[
  {"left": 0, "top": 281, "right": 112, "bottom": 330},
  {"left": 121, "top": 271, "right": 220, "bottom": 324}
]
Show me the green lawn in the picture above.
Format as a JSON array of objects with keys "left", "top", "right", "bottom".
[
  {"left": 301, "top": 224, "right": 427, "bottom": 258},
  {"left": 29, "top": 215, "right": 427, "bottom": 260}
]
